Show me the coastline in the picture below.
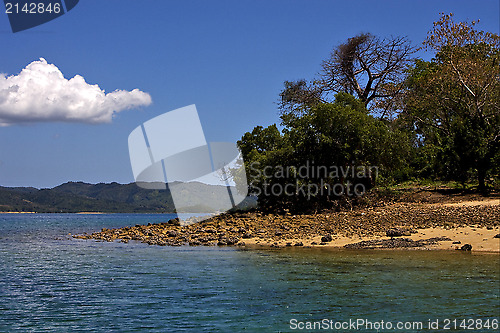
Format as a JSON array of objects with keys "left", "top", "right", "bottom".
[
  {"left": 0, "top": 211, "right": 37, "bottom": 214},
  {"left": 0, "top": 211, "right": 106, "bottom": 214},
  {"left": 74, "top": 190, "right": 500, "bottom": 252},
  {"left": 240, "top": 226, "right": 499, "bottom": 252}
]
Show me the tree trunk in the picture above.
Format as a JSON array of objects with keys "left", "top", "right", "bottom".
[{"left": 477, "top": 166, "right": 487, "bottom": 194}]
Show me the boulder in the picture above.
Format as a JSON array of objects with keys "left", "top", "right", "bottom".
[
  {"left": 386, "top": 228, "right": 411, "bottom": 237},
  {"left": 459, "top": 244, "right": 472, "bottom": 251},
  {"left": 167, "top": 218, "right": 181, "bottom": 226},
  {"left": 242, "top": 232, "right": 253, "bottom": 239},
  {"left": 321, "top": 234, "right": 333, "bottom": 242},
  {"left": 167, "top": 230, "right": 178, "bottom": 237}
]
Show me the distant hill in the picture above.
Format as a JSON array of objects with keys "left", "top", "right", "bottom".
[{"left": 0, "top": 181, "right": 255, "bottom": 213}]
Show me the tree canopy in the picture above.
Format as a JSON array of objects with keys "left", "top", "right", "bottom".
[
  {"left": 238, "top": 13, "right": 499, "bottom": 212},
  {"left": 239, "top": 93, "right": 411, "bottom": 212},
  {"left": 403, "top": 13, "right": 499, "bottom": 191},
  {"left": 279, "top": 33, "right": 415, "bottom": 118}
]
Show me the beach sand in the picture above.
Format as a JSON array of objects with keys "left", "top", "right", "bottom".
[{"left": 241, "top": 226, "right": 500, "bottom": 252}]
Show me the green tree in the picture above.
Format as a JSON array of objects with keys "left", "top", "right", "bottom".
[
  {"left": 239, "top": 93, "right": 411, "bottom": 212},
  {"left": 404, "top": 13, "right": 500, "bottom": 191}
]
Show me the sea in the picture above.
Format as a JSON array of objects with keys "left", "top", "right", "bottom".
[{"left": 0, "top": 213, "right": 499, "bottom": 332}]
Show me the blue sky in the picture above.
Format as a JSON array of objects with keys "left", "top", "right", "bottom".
[{"left": 0, "top": 0, "right": 498, "bottom": 188}]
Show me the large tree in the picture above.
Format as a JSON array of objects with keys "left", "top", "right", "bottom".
[
  {"left": 280, "top": 33, "right": 415, "bottom": 118},
  {"left": 404, "top": 13, "right": 500, "bottom": 191}
]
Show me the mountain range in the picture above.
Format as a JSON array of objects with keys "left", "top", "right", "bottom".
[{"left": 0, "top": 181, "right": 254, "bottom": 213}]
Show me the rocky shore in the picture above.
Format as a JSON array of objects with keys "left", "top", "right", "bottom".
[{"left": 73, "top": 190, "right": 500, "bottom": 251}]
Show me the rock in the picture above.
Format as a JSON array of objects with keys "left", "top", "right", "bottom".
[
  {"left": 452, "top": 241, "right": 461, "bottom": 244},
  {"left": 167, "top": 218, "right": 181, "bottom": 226},
  {"left": 294, "top": 242, "right": 303, "bottom": 246},
  {"left": 386, "top": 229, "right": 402, "bottom": 237},
  {"left": 386, "top": 228, "right": 410, "bottom": 237},
  {"left": 344, "top": 237, "right": 451, "bottom": 249},
  {"left": 216, "top": 236, "right": 239, "bottom": 246},
  {"left": 494, "top": 234, "right": 500, "bottom": 239},
  {"left": 226, "top": 237, "right": 240, "bottom": 245},
  {"left": 167, "top": 230, "right": 178, "bottom": 237},
  {"left": 459, "top": 244, "right": 472, "bottom": 251},
  {"left": 321, "top": 234, "right": 333, "bottom": 242}
]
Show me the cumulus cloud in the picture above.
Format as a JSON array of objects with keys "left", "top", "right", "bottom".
[{"left": 0, "top": 58, "right": 152, "bottom": 125}]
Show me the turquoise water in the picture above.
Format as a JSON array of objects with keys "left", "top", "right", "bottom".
[{"left": 0, "top": 214, "right": 499, "bottom": 332}]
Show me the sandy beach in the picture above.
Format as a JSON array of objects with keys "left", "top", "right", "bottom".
[{"left": 241, "top": 226, "right": 500, "bottom": 252}]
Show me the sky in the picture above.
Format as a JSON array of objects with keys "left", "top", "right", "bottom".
[{"left": 0, "top": 0, "right": 498, "bottom": 188}]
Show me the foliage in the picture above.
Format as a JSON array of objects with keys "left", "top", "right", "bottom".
[
  {"left": 238, "top": 13, "right": 500, "bottom": 213},
  {"left": 239, "top": 93, "right": 412, "bottom": 212},
  {"left": 403, "top": 13, "right": 500, "bottom": 191}
]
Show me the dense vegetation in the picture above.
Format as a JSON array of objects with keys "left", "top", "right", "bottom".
[
  {"left": 0, "top": 181, "right": 251, "bottom": 213},
  {"left": 237, "top": 13, "right": 499, "bottom": 213}
]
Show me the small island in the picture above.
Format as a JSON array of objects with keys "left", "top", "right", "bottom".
[{"left": 75, "top": 14, "right": 500, "bottom": 253}]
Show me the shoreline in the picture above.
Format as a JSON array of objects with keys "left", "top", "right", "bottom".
[
  {"left": 0, "top": 211, "right": 176, "bottom": 214},
  {"left": 0, "top": 211, "right": 37, "bottom": 214},
  {"left": 73, "top": 191, "right": 500, "bottom": 252},
  {"left": 239, "top": 226, "right": 499, "bottom": 252}
]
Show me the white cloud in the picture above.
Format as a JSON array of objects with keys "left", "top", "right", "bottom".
[{"left": 0, "top": 58, "right": 152, "bottom": 125}]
